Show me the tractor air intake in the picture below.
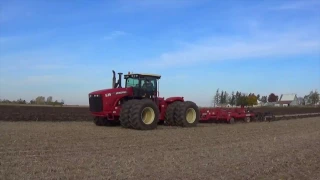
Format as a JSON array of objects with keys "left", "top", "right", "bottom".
[{"left": 89, "top": 94, "right": 103, "bottom": 112}]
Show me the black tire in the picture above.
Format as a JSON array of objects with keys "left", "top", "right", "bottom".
[
  {"left": 229, "top": 117, "right": 235, "bottom": 124},
  {"left": 244, "top": 117, "right": 250, "bottom": 123},
  {"left": 256, "top": 112, "right": 263, "bottom": 121},
  {"left": 164, "top": 101, "right": 182, "bottom": 126},
  {"left": 174, "top": 101, "right": 199, "bottom": 127},
  {"left": 129, "top": 99, "right": 159, "bottom": 130},
  {"left": 119, "top": 100, "right": 138, "bottom": 128},
  {"left": 104, "top": 120, "right": 119, "bottom": 126},
  {"left": 251, "top": 115, "right": 256, "bottom": 121},
  {"left": 94, "top": 116, "right": 105, "bottom": 126}
]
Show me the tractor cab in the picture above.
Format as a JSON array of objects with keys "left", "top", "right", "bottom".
[{"left": 124, "top": 72, "right": 161, "bottom": 99}]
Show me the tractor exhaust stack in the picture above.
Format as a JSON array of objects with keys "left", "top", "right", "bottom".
[
  {"left": 112, "top": 70, "right": 116, "bottom": 88},
  {"left": 117, "top": 72, "right": 123, "bottom": 88}
]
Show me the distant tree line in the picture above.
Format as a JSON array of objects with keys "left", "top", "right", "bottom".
[
  {"left": 301, "top": 90, "right": 319, "bottom": 105},
  {"left": 212, "top": 89, "right": 260, "bottom": 107},
  {"left": 0, "top": 96, "right": 64, "bottom": 106},
  {"left": 212, "top": 89, "right": 319, "bottom": 107}
]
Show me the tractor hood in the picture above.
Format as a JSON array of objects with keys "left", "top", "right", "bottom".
[{"left": 89, "top": 87, "right": 132, "bottom": 97}]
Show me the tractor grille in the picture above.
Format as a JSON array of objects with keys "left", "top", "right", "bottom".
[{"left": 89, "top": 95, "right": 103, "bottom": 112}]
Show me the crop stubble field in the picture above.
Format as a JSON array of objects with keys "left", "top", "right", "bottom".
[{"left": 1, "top": 116, "right": 320, "bottom": 179}]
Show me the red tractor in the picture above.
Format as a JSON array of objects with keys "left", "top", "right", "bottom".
[{"left": 88, "top": 70, "right": 200, "bottom": 130}]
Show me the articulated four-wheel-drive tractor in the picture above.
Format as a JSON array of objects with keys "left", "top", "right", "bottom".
[{"left": 88, "top": 70, "right": 200, "bottom": 130}]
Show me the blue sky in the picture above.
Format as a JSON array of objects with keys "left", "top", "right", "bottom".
[{"left": 0, "top": 0, "right": 319, "bottom": 106}]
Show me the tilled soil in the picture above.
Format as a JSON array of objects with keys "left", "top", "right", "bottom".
[
  {"left": 1, "top": 117, "right": 320, "bottom": 179},
  {"left": 0, "top": 105, "right": 319, "bottom": 122}
]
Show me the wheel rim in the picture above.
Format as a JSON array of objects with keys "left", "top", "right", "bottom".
[
  {"left": 141, "top": 107, "right": 155, "bottom": 125},
  {"left": 186, "top": 108, "right": 196, "bottom": 123}
]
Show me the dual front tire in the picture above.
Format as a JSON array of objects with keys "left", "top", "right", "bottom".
[{"left": 119, "top": 99, "right": 159, "bottom": 130}]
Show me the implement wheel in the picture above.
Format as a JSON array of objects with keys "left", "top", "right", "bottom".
[
  {"left": 175, "top": 101, "right": 199, "bottom": 127},
  {"left": 229, "top": 117, "right": 235, "bottom": 124},
  {"left": 129, "top": 99, "right": 159, "bottom": 130},
  {"left": 244, "top": 117, "right": 251, "bottom": 123}
]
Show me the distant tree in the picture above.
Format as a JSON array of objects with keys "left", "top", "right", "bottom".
[
  {"left": 304, "top": 95, "right": 310, "bottom": 105},
  {"left": 224, "top": 91, "right": 229, "bottom": 104},
  {"left": 237, "top": 94, "right": 248, "bottom": 106},
  {"left": 53, "top": 100, "right": 59, "bottom": 106},
  {"left": 229, "top": 91, "right": 236, "bottom": 106},
  {"left": 247, "top": 94, "right": 258, "bottom": 106},
  {"left": 235, "top": 91, "right": 241, "bottom": 105},
  {"left": 260, "top": 96, "right": 267, "bottom": 103},
  {"left": 227, "top": 95, "right": 232, "bottom": 105},
  {"left": 0, "top": 99, "right": 12, "bottom": 104},
  {"left": 297, "top": 97, "right": 305, "bottom": 105},
  {"left": 308, "top": 90, "right": 319, "bottom": 105},
  {"left": 30, "top": 99, "right": 36, "bottom": 104},
  {"left": 268, "top": 93, "right": 278, "bottom": 102},
  {"left": 16, "top": 98, "right": 26, "bottom": 104},
  {"left": 213, "top": 88, "right": 220, "bottom": 107},
  {"left": 46, "top": 96, "right": 53, "bottom": 105},
  {"left": 35, "top": 96, "right": 46, "bottom": 104},
  {"left": 220, "top": 91, "right": 224, "bottom": 104},
  {"left": 211, "top": 95, "right": 215, "bottom": 107},
  {"left": 256, "top": 94, "right": 260, "bottom": 100}
]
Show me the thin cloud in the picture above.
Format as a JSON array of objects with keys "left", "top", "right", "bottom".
[
  {"left": 0, "top": 29, "right": 57, "bottom": 47},
  {"left": 19, "top": 75, "right": 111, "bottom": 85},
  {"left": 103, "top": 31, "right": 128, "bottom": 40},
  {"left": 114, "top": 0, "right": 207, "bottom": 12},
  {"left": 32, "top": 64, "right": 69, "bottom": 70},
  {"left": 0, "top": 0, "right": 33, "bottom": 23},
  {"left": 143, "top": 28, "right": 320, "bottom": 68},
  {"left": 270, "top": 0, "right": 320, "bottom": 10}
]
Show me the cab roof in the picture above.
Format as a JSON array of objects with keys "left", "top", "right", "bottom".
[{"left": 124, "top": 73, "right": 161, "bottom": 79}]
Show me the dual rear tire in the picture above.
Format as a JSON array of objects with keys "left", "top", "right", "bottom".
[{"left": 165, "top": 101, "right": 199, "bottom": 127}]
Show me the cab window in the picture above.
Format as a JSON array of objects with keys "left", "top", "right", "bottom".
[{"left": 126, "top": 78, "right": 139, "bottom": 87}]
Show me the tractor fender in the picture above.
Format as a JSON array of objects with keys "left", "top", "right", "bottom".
[{"left": 165, "top": 97, "right": 184, "bottom": 104}]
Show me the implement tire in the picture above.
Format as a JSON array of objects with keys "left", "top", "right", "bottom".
[
  {"left": 174, "top": 101, "right": 199, "bottom": 127},
  {"left": 119, "top": 100, "right": 138, "bottom": 128},
  {"left": 164, "top": 101, "right": 182, "bottom": 126},
  {"left": 244, "top": 117, "right": 251, "bottom": 123},
  {"left": 129, "top": 99, "right": 159, "bottom": 130},
  {"left": 229, "top": 117, "right": 235, "bottom": 124}
]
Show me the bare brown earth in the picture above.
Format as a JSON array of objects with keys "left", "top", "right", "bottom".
[
  {"left": 0, "top": 104, "right": 320, "bottom": 122},
  {"left": 1, "top": 117, "right": 319, "bottom": 180}
]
